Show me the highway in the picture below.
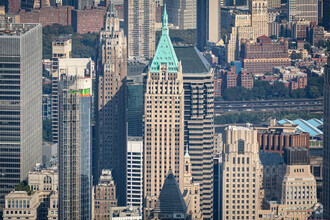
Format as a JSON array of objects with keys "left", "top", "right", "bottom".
[{"left": 214, "top": 98, "right": 323, "bottom": 114}]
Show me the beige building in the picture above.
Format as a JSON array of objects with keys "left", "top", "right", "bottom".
[
  {"left": 224, "top": 0, "right": 268, "bottom": 63},
  {"left": 48, "top": 192, "right": 58, "bottom": 220},
  {"left": 183, "top": 150, "right": 201, "bottom": 219},
  {"left": 143, "top": 7, "right": 185, "bottom": 218},
  {"left": 3, "top": 191, "right": 40, "bottom": 220},
  {"left": 28, "top": 168, "right": 58, "bottom": 220},
  {"left": 222, "top": 126, "right": 261, "bottom": 220},
  {"left": 259, "top": 147, "right": 318, "bottom": 220},
  {"left": 288, "top": 0, "right": 318, "bottom": 23},
  {"left": 94, "top": 170, "right": 118, "bottom": 220},
  {"left": 124, "top": 0, "right": 156, "bottom": 59},
  {"left": 95, "top": 5, "right": 127, "bottom": 205},
  {"left": 51, "top": 35, "right": 72, "bottom": 143},
  {"left": 28, "top": 169, "right": 58, "bottom": 193}
]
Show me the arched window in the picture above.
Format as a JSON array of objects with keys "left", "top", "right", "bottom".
[
  {"left": 44, "top": 176, "right": 52, "bottom": 184},
  {"left": 238, "top": 139, "right": 244, "bottom": 154}
]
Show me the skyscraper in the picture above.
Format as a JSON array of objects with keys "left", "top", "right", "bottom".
[
  {"left": 0, "top": 23, "right": 42, "bottom": 214},
  {"left": 174, "top": 45, "right": 215, "bottom": 219},
  {"left": 323, "top": 56, "right": 330, "bottom": 219},
  {"left": 94, "top": 169, "right": 118, "bottom": 220},
  {"left": 127, "top": 75, "right": 144, "bottom": 137},
  {"left": 164, "top": 0, "right": 197, "bottom": 29},
  {"left": 51, "top": 35, "right": 72, "bottom": 143},
  {"left": 58, "top": 70, "right": 93, "bottom": 220},
  {"left": 222, "top": 126, "right": 261, "bottom": 220},
  {"left": 288, "top": 0, "right": 318, "bottom": 23},
  {"left": 127, "top": 137, "right": 143, "bottom": 209},
  {"left": 143, "top": 6, "right": 185, "bottom": 217},
  {"left": 95, "top": 5, "right": 127, "bottom": 205},
  {"left": 196, "top": 0, "right": 221, "bottom": 51},
  {"left": 124, "top": 0, "right": 156, "bottom": 59},
  {"left": 324, "top": 0, "right": 330, "bottom": 31}
]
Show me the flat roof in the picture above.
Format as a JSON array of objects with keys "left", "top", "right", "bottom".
[
  {"left": 0, "top": 23, "right": 40, "bottom": 36},
  {"left": 259, "top": 151, "right": 284, "bottom": 166},
  {"left": 174, "top": 46, "right": 211, "bottom": 75}
]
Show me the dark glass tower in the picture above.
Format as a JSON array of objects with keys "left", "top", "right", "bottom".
[{"left": 324, "top": 0, "right": 330, "bottom": 31}]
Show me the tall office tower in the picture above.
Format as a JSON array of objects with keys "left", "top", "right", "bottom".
[
  {"left": 324, "top": 0, "right": 330, "bottom": 31},
  {"left": 58, "top": 73, "right": 93, "bottom": 220},
  {"left": 51, "top": 35, "right": 72, "bottom": 143},
  {"left": 224, "top": 0, "right": 268, "bottom": 62},
  {"left": 94, "top": 169, "right": 118, "bottom": 220},
  {"left": 288, "top": 0, "right": 318, "bottom": 23},
  {"left": 174, "top": 46, "right": 214, "bottom": 219},
  {"left": 196, "top": 0, "right": 221, "bottom": 51},
  {"left": 222, "top": 126, "right": 261, "bottom": 220},
  {"left": 127, "top": 75, "right": 144, "bottom": 137},
  {"left": 163, "top": 0, "right": 197, "bottom": 29},
  {"left": 127, "top": 137, "right": 143, "bottom": 209},
  {"left": 0, "top": 23, "right": 42, "bottom": 214},
  {"left": 124, "top": 0, "right": 156, "bottom": 59},
  {"left": 95, "top": 5, "right": 127, "bottom": 205},
  {"left": 143, "top": 6, "right": 185, "bottom": 218},
  {"left": 324, "top": 56, "right": 330, "bottom": 219}
]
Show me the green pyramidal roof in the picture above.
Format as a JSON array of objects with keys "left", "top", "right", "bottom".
[{"left": 150, "top": 4, "right": 179, "bottom": 73}]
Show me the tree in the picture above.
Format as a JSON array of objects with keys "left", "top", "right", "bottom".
[
  {"left": 15, "top": 181, "right": 32, "bottom": 195},
  {"left": 307, "top": 86, "right": 320, "bottom": 98}
]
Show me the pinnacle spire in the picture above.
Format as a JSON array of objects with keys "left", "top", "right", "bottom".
[{"left": 162, "top": 4, "right": 168, "bottom": 28}]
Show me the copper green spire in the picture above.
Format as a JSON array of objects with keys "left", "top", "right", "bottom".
[{"left": 150, "top": 4, "right": 179, "bottom": 73}]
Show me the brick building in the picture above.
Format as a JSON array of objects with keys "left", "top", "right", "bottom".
[
  {"left": 256, "top": 122, "right": 310, "bottom": 156},
  {"left": 241, "top": 36, "right": 291, "bottom": 74},
  {"left": 222, "top": 66, "right": 237, "bottom": 89},
  {"left": 71, "top": 7, "right": 107, "bottom": 33},
  {"left": 19, "top": 5, "right": 74, "bottom": 26},
  {"left": 214, "top": 77, "right": 222, "bottom": 97},
  {"left": 8, "top": 0, "right": 21, "bottom": 13},
  {"left": 19, "top": 5, "right": 107, "bottom": 34},
  {"left": 290, "top": 77, "right": 308, "bottom": 90},
  {"left": 292, "top": 20, "right": 310, "bottom": 40},
  {"left": 238, "top": 70, "right": 253, "bottom": 89},
  {"left": 308, "top": 23, "right": 325, "bottom": 46}
]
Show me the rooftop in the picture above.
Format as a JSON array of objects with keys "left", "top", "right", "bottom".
[
  {"left": 53, "top": 34, "right": 72, "bottom": 43},
  {"left": 0, "top": 23, "right": 40, "bottom": 36},
  {"left": 174, "top": 46, "right": 211, "bottom": 75},
  {"left": 278, "top": 118, "right": 323, "bottom": 137},
  {"left": 259, "top": 151, "right": 284, "bottom": 166}
]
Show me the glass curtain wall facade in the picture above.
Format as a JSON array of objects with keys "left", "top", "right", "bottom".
[{"left": 58, "top": 78, "right": 92, "bottom": 220}]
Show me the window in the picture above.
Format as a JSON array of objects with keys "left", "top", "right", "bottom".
[{"left": 238, "top": 139, "right": 244, "bottom": 154}]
